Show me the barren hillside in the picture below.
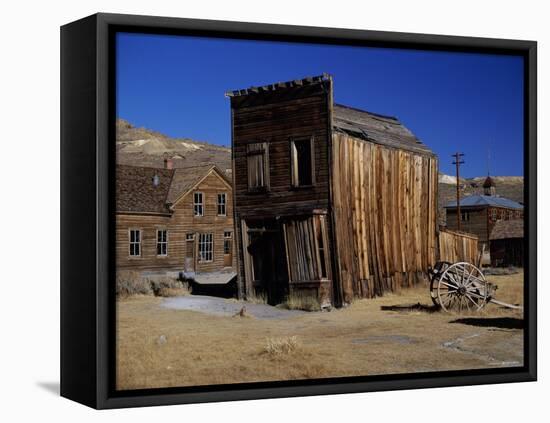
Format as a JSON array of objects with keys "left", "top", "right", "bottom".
[{"left": 116, "top": 118, "right": 231, "bottom": 172}]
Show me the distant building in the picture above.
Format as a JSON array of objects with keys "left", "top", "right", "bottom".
[
  {"left": 115, "top": 164, "right": 236, "bottom": 284},
  {"left": 490, "top": 219, "right": 524, "bottom": 267},
  {"left": 444, "top": 176, "right": 523, "bottom": 253}
]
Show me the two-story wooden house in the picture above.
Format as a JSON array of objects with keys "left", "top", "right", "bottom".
[
  {"left": 116, "top": 164, "right": 236, "bottom": 282},
  {"left": 227, "top": 74, "right": 438, "bottom": 308}
]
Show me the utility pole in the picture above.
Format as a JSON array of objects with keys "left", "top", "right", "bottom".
[{"left": 452, "top": 152, "right": 465, "bottom": 231}]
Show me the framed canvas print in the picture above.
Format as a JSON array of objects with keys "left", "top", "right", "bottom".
[{"left": 60, "top": 13, "right": 537, "bottom": 409}]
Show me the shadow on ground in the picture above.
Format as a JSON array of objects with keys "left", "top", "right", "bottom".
[
  {"left": 36, "top": 381, "right": 60, "bottom": 396},
  {"left": 450, "top": 317, "right": 524, "bottom": 329},
  {"left": 381, "top": 302, "right": 440, "bottom": 313}
]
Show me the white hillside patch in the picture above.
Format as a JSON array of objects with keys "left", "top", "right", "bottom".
[
  {"left": 178, "top": 141, "right": 203, "bottom": 151},
  {"left": 438, "top": 174, "right": 457, "bottom": 184}
]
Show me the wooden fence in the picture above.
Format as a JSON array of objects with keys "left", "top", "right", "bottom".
[{"left": 438, "top": 228, "right": 479, "bottom": 264}]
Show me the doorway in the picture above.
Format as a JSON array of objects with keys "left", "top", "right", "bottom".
[
  {"left": 243, "top": 219, "right": 288, "bottom": 305},
  {"left": 185, "top": 233, "right": 195, "bottom": 272}
]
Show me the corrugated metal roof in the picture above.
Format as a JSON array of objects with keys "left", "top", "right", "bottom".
[
  {"left": 332, "top": 104, "right": 434, "bottom": 156},
  {"left": 444, "top": 195, "right": 523, "bottom": 210}
]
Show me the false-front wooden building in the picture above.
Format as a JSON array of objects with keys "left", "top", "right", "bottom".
[
  {"left": 444, "top": 176, "right": 524, "bottom": 254},
  {"left": 116, "top": 164, "right": 236, "bottom": 280},
  {"left": 227, "top": 74, "right": 438, "bottom": 308}
]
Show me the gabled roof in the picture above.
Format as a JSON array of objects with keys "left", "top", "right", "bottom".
[
  {"left": 116, "top": 164, "right": 232, "bottom": 214},
  {"left": 333, "top": 104, "right": 433, "bottom": 156},
  {"left": 166, "top": 164, "right": 232, "bottom": 205},
  {"left": 116, "top": 165, "right": 174, "bottom": 214},
  {"left": 490, "top": 219, "right": 524, "bottom": 240},
  {"left": 445, "top": 195, "right": 523, "bottom": 210}
]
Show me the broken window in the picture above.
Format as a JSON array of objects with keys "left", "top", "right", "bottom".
[
  {"left": 193, "top": 192, "right": 204, "bottom": 216},
  {"left": 290, "top": 137, "right": 315, "bottom": 187},
  {"left": 156, "top": 229, "right": 168, "bottom": 256},
  {"left": 283, "top": 215, "right": 329, "bottom": 282},
  {"left": 247, "top": 142, "right": 269, "bottom": 191},
  {"left": 198, "top": 233, "right": 213, "bottom": 262},
  {"left": 129, "top": 229, "right": 141, "bottom": 257}
]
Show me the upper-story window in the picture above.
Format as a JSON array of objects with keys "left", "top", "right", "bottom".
[
  {"left": 247, "top": 142, "right": 269, "bottom": 191},
  {"left": 129, "top": 229, "right": 141, "bottom": 257},
  {"left": 193, "top": 192, "right": 204, "bottom": 216},
  {"left": 290, "top": 137, "right": 315, "bottom": 187},
  {"left": 217, "top": 193, "right": 227, "bottom": 216},
  {"left": 157, "top": 229, "right": 168, "bottom": 256}
]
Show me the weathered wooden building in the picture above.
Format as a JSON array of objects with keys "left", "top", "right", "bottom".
[
  {"left": 227, "top": 74, "right": 439, "bottom": 307},
  {"left": 116, "top": 164, "right": 236, "bottom": 281},
  {"left": 489, "top": 219, "right": 524, "bottom": 267},
  {"left": 444, "top": 176, "right": 524, "bottom": 254}
]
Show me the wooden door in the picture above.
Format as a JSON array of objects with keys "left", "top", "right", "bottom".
[
  {"left": 185, "top": 237, "right": 195, "bottom": 272},
  {"left": 223, "top": 232, "right": 233, "bottom": 267}
]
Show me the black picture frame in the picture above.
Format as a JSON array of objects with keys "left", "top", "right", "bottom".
[{"left": 61, "top": 12, "right": 537, "bottom": 409}]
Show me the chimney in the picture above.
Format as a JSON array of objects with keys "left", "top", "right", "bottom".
[{"left": 164, "top": 158, "right": 173, "bottom": 169}]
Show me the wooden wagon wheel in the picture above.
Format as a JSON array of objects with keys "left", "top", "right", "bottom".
[
  {"left": 437, "top": 262, "right": 488, "bottom": 312},
  {"left": 430, "top": 262, "right": 451, "bottom": 306}
]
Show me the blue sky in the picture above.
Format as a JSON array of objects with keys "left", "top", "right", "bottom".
[{"left": 116, "top": 32, "right": 524, "bottom": 177}]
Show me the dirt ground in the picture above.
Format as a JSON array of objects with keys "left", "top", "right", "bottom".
[{"left": 116, "top": 271, "right": 524, "bottom": 390}]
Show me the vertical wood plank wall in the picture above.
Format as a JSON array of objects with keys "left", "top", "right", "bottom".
[
  {"left": 438, "top": 229, "right": 479, "bottom": 264},
  {"left": 331, "top": 133, "right": 438, "bottom": 302}
]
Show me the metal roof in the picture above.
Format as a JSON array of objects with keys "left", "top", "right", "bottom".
[
  {"left": 333, "top": 104, "right": 434, "bottom": 156},
  {"left": 444, "top": 195, "right": 523, "bottom": 210}
]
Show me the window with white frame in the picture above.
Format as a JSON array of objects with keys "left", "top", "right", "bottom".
[
  {"left": 186, "top": 233, "right": 195, "bottom": 241},
  {"left": 193, "top": 192, "right": 204, "bottom": 216},
  {"left": 198, "top": 233, "right": 213, "bottom": 262},
  {"left": 129, "top": 229, "right": 141, "bottom": 257},
  {"left": 217, "top": 193, "right": 227, "bottom": 216},
  {"left": 157, "top": 229, "right": 167, "bottom": 256}
]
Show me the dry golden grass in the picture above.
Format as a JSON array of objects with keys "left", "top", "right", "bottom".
[{"left": 116, "top": 271, "right": 524, "bottom": 390}]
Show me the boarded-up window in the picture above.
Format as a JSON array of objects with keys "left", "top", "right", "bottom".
[
  {"left": 217, "top": 193, "right": 227, "bottom": 216},
  {"left": 157, "top": 229, "right": 167, "bottom": 256},
  {"left": 129, "top": 229, "right": 141, "bottom": 257},
  {"left": 194, "top": 192, "right": 204, "bottom": 216},
  {"left": 247, "top": 142, "right": 269, "bottom": 190},
  {"left": 290, "top": 137, "right": 315, "bottom": 187},
  {"left": 283, "top": 215, "right": 329, "bottom": 282},
  {"left": 198, "top": 233, "right": 213, "bottom": 262}
]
